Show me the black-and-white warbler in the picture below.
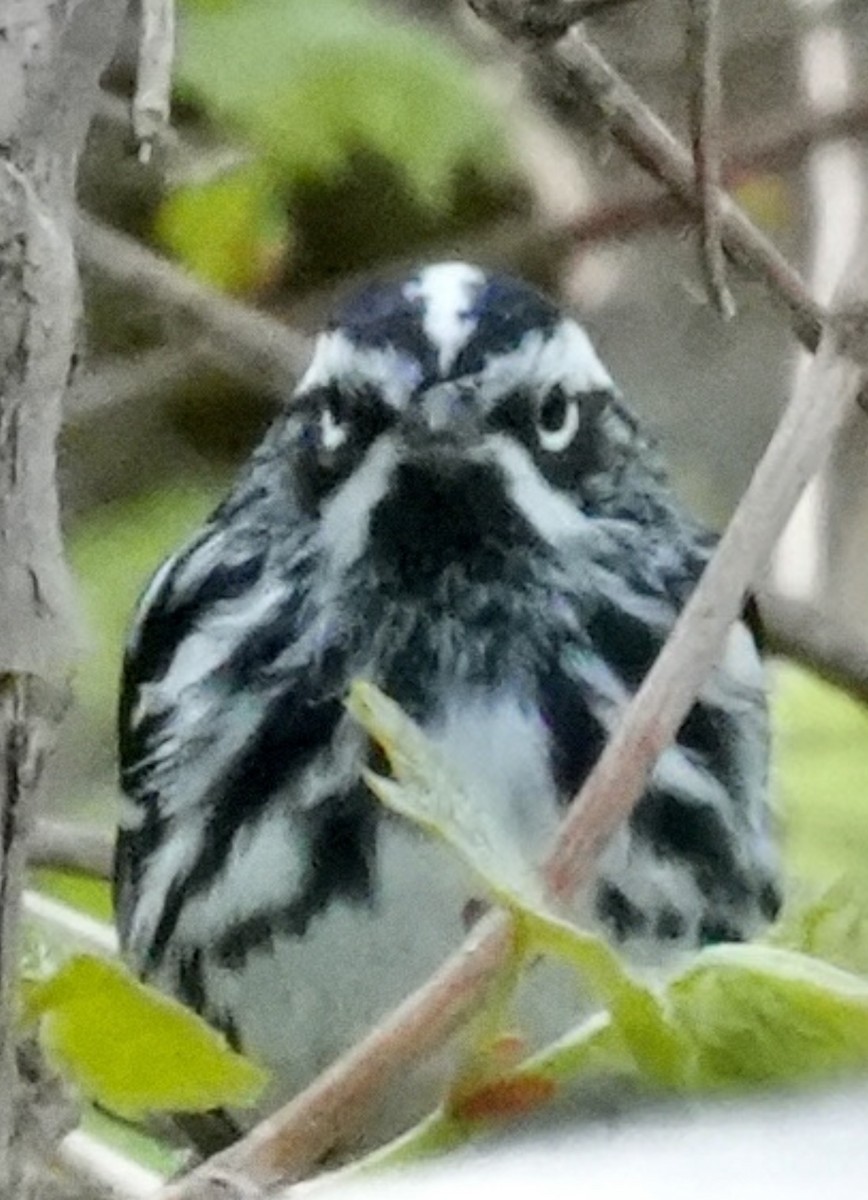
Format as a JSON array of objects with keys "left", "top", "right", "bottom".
[{"left": 115, "top": 264, "right": 780, "bottom": 1127}]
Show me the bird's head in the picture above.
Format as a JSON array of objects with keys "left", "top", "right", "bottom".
[{"left": 282, "top": 263, "right": 667, "bottom": 586}]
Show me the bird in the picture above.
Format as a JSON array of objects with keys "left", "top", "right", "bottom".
[{"left": 114, "top": 262, "right": 780, "bottom": 1137}]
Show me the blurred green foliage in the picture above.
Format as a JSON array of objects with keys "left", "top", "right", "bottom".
[
  {"left": 157, "top": 162, "right": 289, "bottom": 293},
  {"left": 32, "top": 870, "right": 113, "bottom": 923},
  {"left": 774, "top": 663, "right": 868, "bottom": 886},
  {"left": 158, "top": 0, "right": 513, "bottom": 292}
]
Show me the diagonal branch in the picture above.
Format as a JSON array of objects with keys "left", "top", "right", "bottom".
[
  {"left": 514, "top": 0, "right": 644, "bottom": 40},
  {"left": 75, "top": 216, "right": 311, "bottom": 396},
  {"left": 27, "top": 820, "right": 114, "bottom": 880},
  {"left": 544, "top": 288, "right": 868, "bottom": 897},
  {"left": 541, "top": 29, "right": 824, "bottom": 348}
]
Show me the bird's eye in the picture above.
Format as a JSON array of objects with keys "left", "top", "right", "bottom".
[
  {"left": 319, "top": 395, "right": 349, "bottom": 452},
  {"left": 536, "top": 387, "right": 579, "bottom": 453}
]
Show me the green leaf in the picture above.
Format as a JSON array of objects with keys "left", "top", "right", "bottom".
[
  {"left": 348, "top": 679, "right": 545, "bottom": 911},
  {"left": 347, "top": 680, "right": 868, "bottom": 1167},
  {"left": 348, "top": 680, "right": 684, "bottom": 1086},
  {"left": 773, "top": 664, "right": 868, "bottom": 885},
  {"left": 31, "top": 870, "right": 113, "bottom": 924},
  {"left": 176, "top": 0, "right": 509, "bottom": 205},
  {"left": 766, "top": 878, "right": 868, "bottom": 977},
  {"left": 25, "top": 956, "right": 267, "bottom": 1118},
  {"left": 156, "top": 161, "right": 290, "bottom": 294},
  {"left": 669, "top": 942, "right": 868, "bottom": 1088}
]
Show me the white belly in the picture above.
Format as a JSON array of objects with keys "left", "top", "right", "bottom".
[{"left": 145, "top": 693, "right": 575, "bottom": 1140}]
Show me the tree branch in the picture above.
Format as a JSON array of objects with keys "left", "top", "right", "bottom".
[
  {"left": 545, "top": 292, "right": 868, "bottom": 897},
  {"left": 511, "top": 0, "right": 644, "bottom": 41},
  {"left": 75, "top": 216, "right": 311, "bottom": 397},
  {"left": 0, "top": 1, "right": 125, "bottom": 1186},
  {"left": 686, "top": 0, "right": 733, "bottom": 318},
  {"left": 134, "top": 0, "right": 175, "bottom": 163},
  {"left": 27, "top": 820, "right": 114, "bottom": 880},
  {"left": 759, "top": 590, "right": 868, "bottom": 708},
  {"left": 469, "top": 3, "right": 824, "bottom": 351}
]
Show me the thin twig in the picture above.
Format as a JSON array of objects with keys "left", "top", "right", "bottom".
[
  {"left": 59, "top": 1128, "right": 165, "bottom": 1198},
  {"left": 516, "top": 0, "right": 644, "bottom": 41},
  {"left": 735, "top": 96, "right": 868, "bottom": 180},
  {"left": 76, "top": 216, "right": 311, "bottom": 397},
  {"left": 66, "top": 346, "right": 206, "bottom": 423},
  {"left": 686, "top": 0, "right": 734, "bottom": 318},
  {"left": 134, "top": 0, "right": 175, "bottom": 163},
  {"left": 546, "top": 28, "right": 823, "bottom": 346},
  {"left": 27, "top": 819, "right": 113, "bottom": 879},
  {"left": 469, "top": 4, "right": 824, "bottom": 349},
  {"left": 23, "top": 890, "right": 118, "bottom": 955},
  {"left": 160, "top": 915, "right": 514, "bottom": 1198}
]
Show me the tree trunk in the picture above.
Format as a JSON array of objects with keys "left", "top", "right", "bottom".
[{"left": 0, "top": 0, "right": 125, "bottom": 1187}]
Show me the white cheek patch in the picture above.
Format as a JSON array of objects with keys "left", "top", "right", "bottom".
[
  {"left": 404, "top": 263, "right": 485, "bottom": 375},
  {"left": 318, "top": 437, "right": 398, "bottom": 572},
  {"left": 296, "top": 330, "right": 423, "bottom": 411},
  {"left": 482, "top": 435, "right": 589, "bottom": 545}
]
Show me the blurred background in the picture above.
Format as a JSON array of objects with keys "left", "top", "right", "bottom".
[{"left": 42, "top": 0, "right": 868, "bottom": 918}]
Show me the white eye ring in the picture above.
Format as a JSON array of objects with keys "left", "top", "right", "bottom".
[
  {"left": 320, "top": 405, "right": 348, "bottom": 452},
  {"left": 536, "top": 391, "right": 580, "bottom": 453}
]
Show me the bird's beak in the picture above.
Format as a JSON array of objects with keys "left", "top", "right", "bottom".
[{"left": 403, "top": 381, "right": 482, "bottom": 445}]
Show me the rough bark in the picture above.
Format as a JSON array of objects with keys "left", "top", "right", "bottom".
[{"left": 0, "top": 0, "right": 125, "bottom": 1189}]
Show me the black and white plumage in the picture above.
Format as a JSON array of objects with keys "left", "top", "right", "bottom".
[{"left": 115, "top": 263, "right": 780, "bottom": 1122}]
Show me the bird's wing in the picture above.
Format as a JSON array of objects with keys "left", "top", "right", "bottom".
[
  {"left": 547, "top": 515, "right": 779, "bottom": 945},
  {"left": 113, "top": 511, "right": 348, "bottom": 951}
]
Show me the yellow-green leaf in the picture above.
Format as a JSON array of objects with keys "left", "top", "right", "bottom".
[
  {"left": 670, "top": 942, "right": 868, "bottom": 1087},
  {"left": 348, "top": 680, "right": 683, "bottom": 1085},
  {"left": 766, "top": 878, "right": 868, "bottom": 977},
  {"left": 177, "top": 0, "right": 509, "bottom": 207},
  {"left": 348, "top": 679, "right": 545, "bottom": 912},
  {"left": 26, "top": 956, "right": 267, "bottom": 1118},
  {"left": 156, "top": 161, "right": 289, "bottom": 295}
]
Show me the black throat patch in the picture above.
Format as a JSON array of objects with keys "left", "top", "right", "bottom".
[{"left": 366, "top": 456, "right": 543, "bottom": 592}]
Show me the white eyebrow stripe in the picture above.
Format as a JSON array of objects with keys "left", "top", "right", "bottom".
[
  {"left": 404, "top": 263, "right": 486, "bottom": 375},
  {"left": 295, "top": 331, "right": 423, "bottom": 410},
  {"left": 476, "top": 318, "right": 614, "bottom": 402}
]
